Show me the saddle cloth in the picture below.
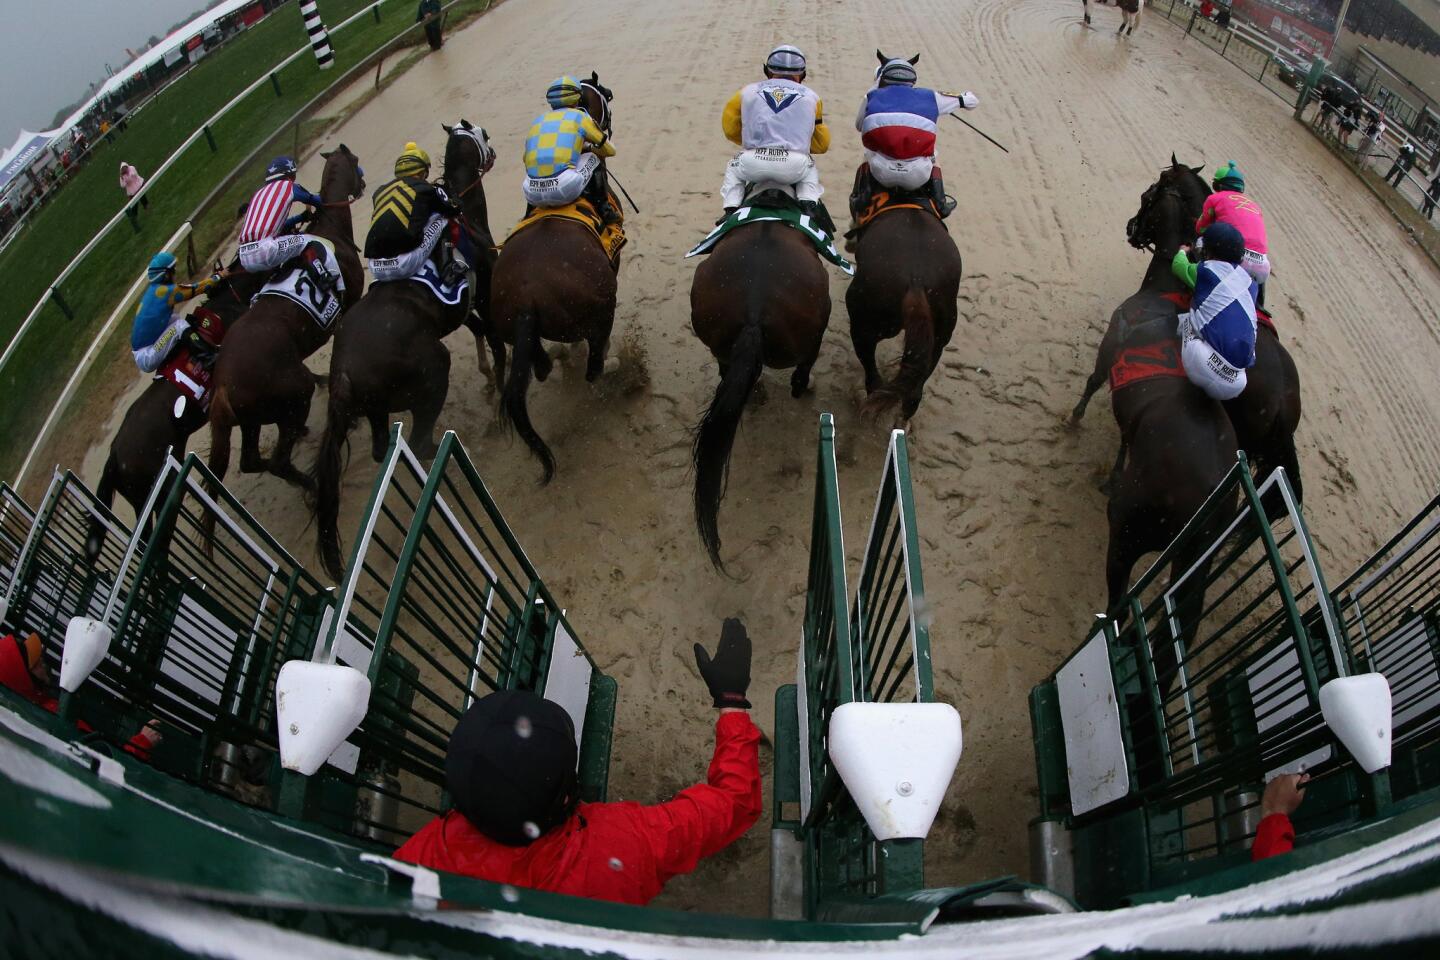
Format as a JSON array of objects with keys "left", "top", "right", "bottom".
[
  {"left": 686, "top": 203, "right": 854, "bottom": 276},
  {"left": 851, "top": 187, "right": 942, "bottom": 235},
  {"left": 255, "top": 238, "right": 346, "bottom": 330},
  {"left": 1109, "top": 339, "right": 1186, "bottom": 392},
  {"left": 158, "top": 307, "right": 226, "bottom": 407},
  {"left": 507, "top": 195, "right": 627, "bottom": 267},
  {"left": 391, "top": 258, "right": 469, "bottom": 307}
]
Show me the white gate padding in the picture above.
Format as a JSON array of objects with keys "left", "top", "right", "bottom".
[
  {"left": 828, "top": 702, "right": 962, "bottom": 841},
  {"left": 276, "top": 661, "right": 371, "bottom": 776},
  {"left": 60, "top": 617, "right": 113, "bottom": 693},
  {"left": 1320, "top": 673, "right": 1392, "bottom": 774}
]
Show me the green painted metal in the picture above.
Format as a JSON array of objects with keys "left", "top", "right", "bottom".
[
  {"left": 1031, "top": 460, "right": 1440, "bottom": 907},
  {"left": 0, "top": 483, "right": 34, "bottom": 602}
]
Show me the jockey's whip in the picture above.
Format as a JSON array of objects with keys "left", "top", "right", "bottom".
[
  {"left": 607, "top": 170, "right": 642, "bottom": 213},
  {"left": 950, "top": 114, "right": 1010, "bottom": 154}
]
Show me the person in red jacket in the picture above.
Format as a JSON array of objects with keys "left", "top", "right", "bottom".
[
  {"left": 394, "top": 618, "right": 761, "bottom": 905},
  {"left": 0, "top": 632, "right": 162, "bottom": 761},
  {"left": 1252, "top": 772, "right": 1309, "bottom": 861}
]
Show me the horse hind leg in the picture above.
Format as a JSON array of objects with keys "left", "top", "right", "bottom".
[
  {"left": 409, "top": 344, "right": 451, "bottom": 460},
  {"left": 367, "top": 410, "right": 389, "bottom": 463},
  {"left": 267, "top": 376, "right": 317, "bottom": 490},
  {"left": 585, "top": 333, "right": 613, "bottom": 383},
  {"left": 238, "top": 421, "right": 266, "bottom": 473}
]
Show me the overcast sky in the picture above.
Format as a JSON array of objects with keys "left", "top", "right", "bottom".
[{"left": 0, "top": 0, "right": 213, "bottom": 147}]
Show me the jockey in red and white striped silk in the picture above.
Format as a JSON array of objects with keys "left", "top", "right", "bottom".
[{"left": 237, "top": 156, "right": 326, "bottom": 279}]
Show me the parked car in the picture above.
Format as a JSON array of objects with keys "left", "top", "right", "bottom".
[{"left": 1317, "top": 73, "right": 1362, "bottom": 111}]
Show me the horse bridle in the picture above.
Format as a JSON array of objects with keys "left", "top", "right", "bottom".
[
  {"left": 444, "top": 123, "right": 496, "bottom": 201},
  {"left": 581, "top": 82, "right": 612, "bottom": 134},
  {"left": 1127, "top": 181, "right": 1180, "bottom": 251}
]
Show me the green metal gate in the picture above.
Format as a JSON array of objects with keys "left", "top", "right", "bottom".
[
  {"left": 292, "top": 425, "right": 616, "bottom": 845},
  {"left": 0, "top": 483, "right": 34, "bottom": 607},
  {"left": 775, "top": 415, "right": 938, "bottom": 919}
]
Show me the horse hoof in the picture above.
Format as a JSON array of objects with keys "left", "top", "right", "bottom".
[{"left": 602, "top": 356, "right": 620, "bottom": 376}]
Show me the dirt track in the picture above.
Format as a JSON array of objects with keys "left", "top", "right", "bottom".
[{"left": 64, "top": 0, "right": 1440, "bottom": 915}]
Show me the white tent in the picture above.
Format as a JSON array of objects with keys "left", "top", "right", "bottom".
[
  {"left": 93, "top": 0, "right": 265, "bottom": 103},
  {"left": 0, "top": 130, "right": 54, "bottom": 192}
]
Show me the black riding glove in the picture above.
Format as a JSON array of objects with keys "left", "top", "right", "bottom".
[{"left": 693, "top": 618, "right": 752, "bottom": 709}]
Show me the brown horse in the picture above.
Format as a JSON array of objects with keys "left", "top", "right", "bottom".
[
  {"left": 846, "top": 204, "right": 961, "bottom": 427},
  {"left": 207, "top": 145, "right": 366, "bottom": 490},
  {"left": 488, "top": 73, "right": 618, "bottom": 483},
  {"left": 691, "top": 215, "right": 832, "bottom": 571},
  {"left": 313, "top": 121, "right": 497, "bottom": 578},
  {"left": 1071, "top": 157, "right": 1303, "bottom": 501},
  {"left": 86, "top": 270, "right": 264, "bottom": 558}
]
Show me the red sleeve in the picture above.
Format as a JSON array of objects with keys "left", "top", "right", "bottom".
[
  {"left": 1251, "top": 813, "right": 1294, "bottom": 861},
  {"left": 632, "top": 712, "right": 762, "bottom": 886},
  {"left": 122, "top": 731, "right": 157, "bottom": 763}
]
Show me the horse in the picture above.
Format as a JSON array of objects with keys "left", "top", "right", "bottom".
[
  {"left": 1083, "top": 0, "right": 1143, "bottom": 33},
  {"left": 1070, "top": 157, "right": 1303, "bottom": 501},
  {"left": 691, "top": 215, "right": 832, "bottom": 572},
  {"left": 488, "top": 73, "right": 618, "bottom": 483},
  {"left": 312, "top": 121, "right": 497, "bottom": 579},
  {"left": 86, "top": 270, "right": 265, "bottom": 558},
  {"left": 206, "top": 145, "right": 366, "bottom": 491},
  {"left": 846, "top": 203, "right": 961, "bottom": 428}
]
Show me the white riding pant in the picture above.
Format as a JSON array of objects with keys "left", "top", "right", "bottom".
[
  {"left": 238, "top": 233, "right": 314, "bottom": 274},
  {"left": 865, "top": 151, "right": 934, "bottom": 191},
  {"left": 1179, "top": 333, "right": 1247, "bottom": 401},
  {"left": 721, "top": 149, "right": 823, "bottom": 208},
  {"left": 1241, "top": 249, "right": 1271, "bottom": 285},
  {"left": 369, "top": 215, "right": 447, "bottom": 282},
  {"left": 522, "top": 152, "right": 599, "bottom": 207},
  {"left": 133, "top": 314, "right": 189, "bottom": 374}
]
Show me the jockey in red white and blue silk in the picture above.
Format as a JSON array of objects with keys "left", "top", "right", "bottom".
[
  {"left": 130, "top": 252, "right": 223, "bottom": 373},
  {"left": 1170, "top": 222, "right": 1258, "bottom": 401},
  {"left": 851, "top": 54, "right": 977, "bottom": 220},
  {"left": 236, "top": 156, "right": 327, "bottom": 278}
]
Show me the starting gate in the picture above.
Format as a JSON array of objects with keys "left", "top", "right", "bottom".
[{"left": 0, "top": 483, "right": 34, "bottom": 613}]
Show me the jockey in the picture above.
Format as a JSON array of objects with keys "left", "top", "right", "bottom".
[
  {"left": 521, "top": 75, "right": 619, "bottom": 224},
  {"left": 851, "top": 55, "right": 978, "bottom": 223},
  {"left": 130, "top": 252, "right": 225, "bottom": 373},
  {"left": 237, "top": 156, "right": 332, "bottom": 292},
  {"left": 365, "top": 142, "right": 471, "bottom": 286},
  {"left": 719, "top": 44, "right": 834, "bottom": 233},
  {"left": 1195, "top": 161, "right": 1270, "bottom": 302},
  {"left": 1171, "top": 222, "right": 1258, "bottom": 402}
]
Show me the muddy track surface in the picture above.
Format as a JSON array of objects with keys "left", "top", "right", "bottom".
[{"left": 63, "top": 0, "right": 1440, "bottom": 915}]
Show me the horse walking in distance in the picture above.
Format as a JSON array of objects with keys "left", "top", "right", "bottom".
[
  {"left": 313, "top": 121, "right": 497, "bottom": 578},
  {"left": 1084, "top": 0, "right": 1143, "bottom": 33},
  {"left": 206, "top": 145, "right": 365, "bottom": 491},
  {"left": 488, "top": 74, "right": 621, "bottom": 483}
]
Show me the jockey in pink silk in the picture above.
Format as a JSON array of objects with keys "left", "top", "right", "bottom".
[{"left": 1196, "top": 161, "right": 1270, "bottom": 306}]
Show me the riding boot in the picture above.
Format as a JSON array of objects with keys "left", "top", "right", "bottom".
[
  {"left": 587, "top": 166, "right": 622, "bottom": 225},
  {"left": 441, "top": 242, "right": 470, "bottom": 287},
  {"left": 848, "top": 163, "right": 873, "bottom": 225},
  {"left": 799, "top": 200, "right": 838, "bottom": 239},
  {"left": 930, "top": 173, "right": 958, "bottom": 219},
  {"left": 181, "top": 327, "right": 218, "bottom": 370},
  {"left": 300, "top": 241, "right": 335, "bottom": 296}
]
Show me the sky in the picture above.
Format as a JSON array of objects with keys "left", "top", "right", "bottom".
[{"left": 0, "top": 0, "right": 214, "bottom": 148}]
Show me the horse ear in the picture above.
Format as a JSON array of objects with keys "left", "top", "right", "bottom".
[
  {"left": 442, "top": 122, "right": 453, "bottom": 134},
  {"left": 320, "top": 149, "right": 334, "bottom": 159},
  {"left": 908, "top": 53, "right": 920, "bottom": 64},
  {"left": 590, "top": 70, "right": 599, "bottom": 84},
  {"left": 1192, "top": 164, "right": 1204, "bottom": 175},
  {"left": 877, "top": 49, "right": 888, "bottom": 64},
  {"left": 1171, "top": 151, "right": 1179, "bottom": 167}
]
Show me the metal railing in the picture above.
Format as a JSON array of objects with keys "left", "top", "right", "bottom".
[
  {"left": 299, "top": 425, "right": 616, "bottom": 844},
  {"left": 0, "top": 484, "right": 35, "bottom": 603}
]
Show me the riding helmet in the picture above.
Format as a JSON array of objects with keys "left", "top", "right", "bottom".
[
  {"left": 394, "top": 141, "right": 431, "bottom": 178},
  {"left": 445, "top": 690, "right": 579, "bottom": 846},
  {"left": 877, "top": 59, "right": 918, "bottom": 86},
  {"left": 147, "top": 251, "right": 177, "bottom": 281},
  {"left": 546, "top": 75, "right": 583, "bottom": 109},
  {"left": 265, "top": 156, "right": 298, "bottom": 181},
  {"left": 1212, "top": 160, "right": 1245, "bottom": 192},
  {"left": 1199, "top": 222, "right": 1246, "bottom": 264},
  {"left": 765, "top": 44, "right": 807, "bottom": 76}
]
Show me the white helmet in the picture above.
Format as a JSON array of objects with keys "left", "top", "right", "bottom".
[{"left": 765, "top": 44, "right": 806, "bottom": 76}]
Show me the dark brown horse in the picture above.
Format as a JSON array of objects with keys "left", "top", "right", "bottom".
[
  {"left": 207, "top": 145, "right": 365, "bottom": 490},
  {"left": 847, "top": 205, "right": 961, "bottom": 427},
  {"left": 86, "top": 270, "right": 264, "bottom": 557},
  {"left": 1071, "top": 157, "right": 1303, "bottom": 501},
  {"left": 313, "top": 121, "right": 497, "bottom": 578},
  {"left": 691, "top": 217, "right": 832, "bottom": 571},
  {"left": 489, "top": 73, "right": 618, "bottom": 483}
]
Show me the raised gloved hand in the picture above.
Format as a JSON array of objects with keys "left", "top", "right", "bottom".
[
  {"left": 693, "top": 618, "right": 752, "bottom": 709},
  {"left": 961, "top": 91, "right": 979, "bottom": 110}
]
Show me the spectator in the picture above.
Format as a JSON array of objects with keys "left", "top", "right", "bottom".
[
  {"left": 120, "top": 162, "right": 149, "bottom": 209},
  {"left": 1358, "top": 112, "right": 1385, "bottom": 168},
  {"left": 1338, "top": 106, "right": 1358, "bottom": 149},
  {"left": 1251, "top": 772, "right": 1309, "bottom": 861},
  {"left": 1384, "top": 140, "right": 1417, "bottom": 187},
  {"left": 1422, "top": 170, "right": 1440, "bottom": 221},
  {"left": 417, "top": 0, "right": 443, "bottom": 50},
  {"left": 394, "top": 618, "right": 762, "bottom": 905},
  {"left": 1428, "top": 141, "right": 1440, "bottom": 176},
  {"left": 1215, "top": 5, "right": 1231, "bottom": 26},
  {"left": 1200, "top": 0, "right": 1215, "bottom": 18}
]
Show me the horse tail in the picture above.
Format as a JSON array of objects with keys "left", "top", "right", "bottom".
[
  {"left": 863, "top": 282, "right": 934, "bottom": 422},
  {"left": 693, "top": 304, "right": 765, "bottom": 572},
  {"left": 1273, "top": 426, "right": 1303, "bottom": 506},
  {"left": 499, "top": 311, "right": 555, "bottom": 483},
  {"left": 313, "top": 370, "right": 354, "bottom": 580},
  {"left": 84, "top": 453, "right": 120, "bottom": 564}
]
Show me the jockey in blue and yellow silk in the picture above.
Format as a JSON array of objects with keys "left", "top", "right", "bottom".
[
  {"left": 130, "top": 252, "right": 224, "bottom": 373},
  {"left": 521, "top": 75, "right": 618, "bottom": 222}
]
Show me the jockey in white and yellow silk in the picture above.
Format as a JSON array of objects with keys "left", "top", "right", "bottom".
[
  {"left": 719, "top": 45, "right": 831, "bottom": 220},
  {"left": 521, "top": 75, "right": 619, "bottom": 223}
]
